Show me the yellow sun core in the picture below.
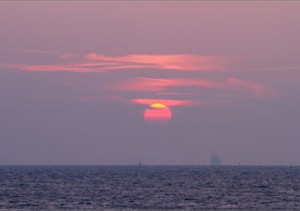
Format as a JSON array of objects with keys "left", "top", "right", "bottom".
[{"left": 150, "top": 103, "right": 167, "bottom": 109}]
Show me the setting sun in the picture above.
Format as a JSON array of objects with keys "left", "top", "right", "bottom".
[{"left": 144, "top": 103, "right": 172, "bottom": 122}]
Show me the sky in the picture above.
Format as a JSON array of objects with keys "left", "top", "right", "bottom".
[{"left": 0, "top": 2, "right": 300, "bottom": 165}]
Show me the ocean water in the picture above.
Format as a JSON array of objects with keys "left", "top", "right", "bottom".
[{"left": 0, "top": 165, "right": 299, "bottom": 210}]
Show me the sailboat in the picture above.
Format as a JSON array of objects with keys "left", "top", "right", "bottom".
[{"left": 210, "top": 153, "right": 222, "bottom": 166}]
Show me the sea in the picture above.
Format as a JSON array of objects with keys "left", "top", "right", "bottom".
[{"left": 0, "top": 165, "right": 299, "bottom": 210}]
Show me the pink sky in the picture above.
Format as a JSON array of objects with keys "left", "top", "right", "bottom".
[{"left": 0, "top": 2, "right": 300, "bottom": 165}]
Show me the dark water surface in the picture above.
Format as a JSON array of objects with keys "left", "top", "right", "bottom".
[{"left": 0, "top": 165, "right": 299, "bottom": 210}]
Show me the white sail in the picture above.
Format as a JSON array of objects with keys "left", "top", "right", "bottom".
[{"left": 210, "top": 153, "right": 222, "bottom": 166}]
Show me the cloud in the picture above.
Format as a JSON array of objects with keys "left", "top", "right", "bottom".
[
  {"left": 0, "top": 51, "right": 277, "bottom": 113},
  {"left": 227, "top": 77, "right": 275, "bottom": 98},
  {"left": 1, "top": 64, "right": 93, "bottom": 72},
  {"left": 98, "top": 75, "right": 277, "bottom": 111},
  {"left": 108, "top": 77, "right": 228, "bottom": 93},
  {"left": 104, "top": 76, "right": 276, "bottom": 110},
  {"left": 1, "top": 53, "right": 231, "bottom": 73},
  {"left": 86, "top": 53, "right": 231, "bottom": 71},
  {"left": 59, "top": 53, "right": 81, "bottom": 59},
  {"left": 130, "top": 98, "right": 196, "bottom": 107},
  {"left": 4, "top": 51, "right": 300, "bottom": 76},
  {"left": 241, "top": 66, "right": 300, "bottom": 72}
]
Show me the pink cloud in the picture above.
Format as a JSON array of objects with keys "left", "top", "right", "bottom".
[
  {"left": 59, "top": 53, "right": 81, "bottom": 59},
  {"left": 1, "top": 51, "right": 277, "bottom": 112},
  {"left": 130, "top": 98, "right": 196, "bottom": 107},
  {"left": 109, "top": 77, "right": 228, "bottom": 93},
  {"left": 241, "top": 66, "right": 300, "bottom": 72},
  {"left": 158, "top": 92, "right": 204, "bottom": 96},
  {"left": 1, "top": 52, "right": 232, "bottom": 73},
  {"left": 1, "top": 64, "right": 93, "bottom": 72},
  {"left": 227, "top": 77, "right": 275, "bottom": 98},
  {"left": 86, "top": 53, "right": 231, "bottom": 71}
]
